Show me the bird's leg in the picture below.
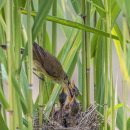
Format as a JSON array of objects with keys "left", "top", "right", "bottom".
[
  {"left": 33, "top": 68, "right": 45, "bottom": 81},
  {"left": 33, "top": 71, "right": 44, "bottom": 80}
]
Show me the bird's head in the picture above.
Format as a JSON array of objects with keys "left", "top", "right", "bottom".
[
  {"left": 63, "top": 73, "right": 70, "bottom": 86},
  {"left": 70, "top": 97, "right": 80, "bottom": 116},
  {"left": 69, "top": 81, "right": 79, "bottom": 97}
]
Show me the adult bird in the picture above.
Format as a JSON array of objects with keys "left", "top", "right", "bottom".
[{"left": 33, "top": 42, "right": 72, "bottom": 96}]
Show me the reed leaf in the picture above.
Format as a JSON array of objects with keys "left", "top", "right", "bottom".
[
  {"left": 21, "top": 10, "right": 119, "bottom": 40},
  {"left": 0, "top": 87, "right": 9, "bottom": 109},
  {"left": 0, "top": 48, "right": 7, "bottom": 71},
  {"left": 0, "top": 113, "right": 9, "bottom": 130},
  {"left": 70, "top": 0, "right": 81, "bottom": 14},
  {"left": 0, "top": 0, "right": 6, "bottom": 10},
  {"left": 32, "top": 0, "right": 54, "bottom": 40}
]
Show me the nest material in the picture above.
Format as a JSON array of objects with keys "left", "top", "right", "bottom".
[{"left": 33, "top": 105, "right": 104, "bottom": 130}]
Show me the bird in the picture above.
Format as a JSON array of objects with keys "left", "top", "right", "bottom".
[
  {"left": 33, "top": 42, "right": 74, "bottom": 97},
  {"left": 59, "top": 88, "right": 67, "bottom": 108},
  {"left": 70, "top": 97, "right": 80, "bottom": 116},
  {"left": 33, "top": 42, "right": 69, "bottom": 85}
]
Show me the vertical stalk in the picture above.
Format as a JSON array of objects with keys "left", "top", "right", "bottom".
[
  {"left": 81, "top": 0, "right": 91, "bottom": 110},
  {"left": 42, "top": 23, "right": 46, "bottom": 48},
  {"left": 14, "top": 1, "right": 22, "bottom": 129},
  {"left": 0, "top": 20, "right": 6, "bottom": 122},
  {"left": 94, "top": 12, "right": 97, "bottom": 102},
  {"left": 0, "top": 65, "right": 6, "bottom": 122},
  {"left": 14, "top": 0, "right": 21, "bottom": 74},
  {"left": 5, "top": 0, "right": 15, "bottom": 129},
  {"left": 86, "top": 0, "right": 91, "bottom": 108},
  {"left": 108, "top": 1, "right": 115, "bottom": 130},
  {"left": 38, "top": 78, "right": 44, "bottom": 129},
  {"left": 27, "top": 0, "right": 33, "bottom": 130},
  {"left": 81, "top": 0, "right": 87, "bottom": 111},
  {"left": 122, "top": 13, "right": 127, "bottom": 130},
  {"left": 52, "top": 0, "right": 57, "bottom": 55},
  {"left": 104, "top": 0, "right": 109, "bottom": 129}
]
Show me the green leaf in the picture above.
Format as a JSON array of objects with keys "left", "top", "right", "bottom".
[
  {"left": 92, "top": 0, "right": 105, "bottom": 17},
  {"left": 44, "top": 31, "right": 52, "bottom": 53},
  {"left": 116, "top": 102, "right": 123, "bottom": 130},
  {"left": 44, "top": 84, "right": 61, "bottom": 117},
  {"left": 0, "top": 14, "right": 6, "bottom": 32},
  {"left": 32, "top": 0, "right": 54, "bottom": 40},
  {"left": 127, "top": 117, "right": 130, "bottom": 130},
  {"left": 111, "top": 0, "right": 121, "bottom": 27},
  {"left": 125, "top": 0, "right": 130, "bottom": 28},
  {"left": 0, "top": 0, "right": 6, "bottom": 10},
  {"left": 70, "top": 0, "right": 81, "bottom": 14},
  {"left": 95, "top": 36, "right": 105, "bottom": 113},
  {"left": 21, "top": 10, "right": 119, "bottom": 40},
  {"left": 67, "top": 49, "right": 79, "bottom": 78},
  {"left": 58, "top": 29, "right": 79, "bottom": 62},
  {"left": 12, "top": 75, "right": 28, "bottom": 114},
  {"left": 107, "top": 103, "right": 123, "bottom": 117},
  {"left": 78, "top": 58, "right": 82, "bottom": 95},
  {"left": 0, "top": 48, "right": 7, "bottom": 71},
  {"left": 0, "top": 113, "right": 9, "bottom": 130},
  {"left": 91, "top": 18, "right": 102, "bottom": 57},
  {"left": 63, "top": 32, "right": 81, "bottom": 71},
  {"left": 0, "top": 87, "right": 9, "bottom": 109}
]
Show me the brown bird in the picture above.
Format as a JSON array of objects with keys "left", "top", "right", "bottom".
[
  {"left": 33, "top": 42, "right": 69, "bottom": 85},
  {"left": 33, "top": 42, "right": 73, "bottom": 97}
]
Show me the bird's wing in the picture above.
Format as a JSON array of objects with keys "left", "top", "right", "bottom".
[{"left": 41, "top": 52, "right": 64, "bottom": 78}]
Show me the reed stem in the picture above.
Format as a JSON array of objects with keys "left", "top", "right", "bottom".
[
  {"left": 86, "top": 0, "right": 91, "bottom": 108},
  {"left": 108, "top": 1, "right": 115, "bottom": 130},
  {"left": 27, "top": 0, "right": 33, "bottom": 129},
  {"left": 122, "top": 13, "right": 127, "bottom": 130},
  {"left": 93, "top": 11, "right": 97, "bottom": 102},
  {"left": 5, "top": 0, "right": 15, "bottom": 129},
  {"left": 104, "top": 0, "right": 109, "bottom": 129},
  {"left": 52, "top": 0, "right": 57, "bottom": 56},
  {"left": 81, "top": 0, "right": 87, "bottom": 111}
]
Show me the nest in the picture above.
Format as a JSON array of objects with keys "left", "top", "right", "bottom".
[{"left": 33, "top": 104, "right": 104, "bottom": 130}]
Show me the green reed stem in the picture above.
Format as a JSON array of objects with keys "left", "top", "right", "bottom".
[
  {"left": 52, "top": 0, "right": 57, "bottom": 56},
  {"left": 5, "top": 0, "right": 15, "bottom": 129},
  {"left": 14, "top": 0, "right": 21, "bottom": 74},
  {"left": 94, "top": 11, "right": 97, "bottom": 102},
  {"left": 38, "top": 78, "right": 44, "bottom": 129},
  {"left": 14, "top": 1, "right": 23, "bottom": 128},
  {"left": 82, "top": 0, "right": 87, "bottom": 111},
  {"left": 108, "top": 1, "right": 115, "bottom": 130},
  {"left": 86, "top": 0, "right": 91, "bottom": 108},
  {"left": 104, "top": 0, "right": 109, "bottom": 129},
  {"left": 27, "top": 0, "right": 33, "bottom": 129},
  {"left": 122, "top": 14, "right": 127, "bottom": 130}
]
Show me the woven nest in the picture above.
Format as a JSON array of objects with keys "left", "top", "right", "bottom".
[{"left": 33, "top": 104, "right": 104, "bottom": 130}]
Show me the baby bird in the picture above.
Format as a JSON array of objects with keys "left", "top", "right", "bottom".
[{"left": 69, "top": 81, "right": 79, "bottom": 97}]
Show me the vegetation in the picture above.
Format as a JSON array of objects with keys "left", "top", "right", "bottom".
[{"left": 0, "top": 0, "right": 130, "bottom": 130}]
